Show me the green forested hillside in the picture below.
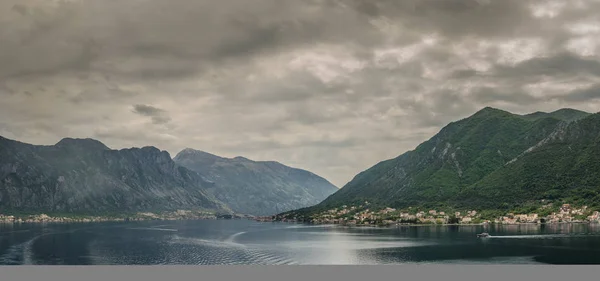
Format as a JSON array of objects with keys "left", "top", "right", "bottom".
[{"left": 281, "top": 107, "right": 598, "bottom": 218}]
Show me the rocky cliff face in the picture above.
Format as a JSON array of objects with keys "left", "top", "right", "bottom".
[
  {"left": 0, "top": 137, "right": 230, "bottom": 214},
  {"left": 174, "top": 148, "right": 338, "bottom": 216}
]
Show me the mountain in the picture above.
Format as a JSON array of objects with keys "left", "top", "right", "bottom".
[
  {"left": 0, "top": 136, "right": 231, "bottom": 214},
  {"left": 173, "top": 148, "right": 338, "bottom": 216},
  {"left": 282, "top": 107, "right": 598, "bottom": 217}
]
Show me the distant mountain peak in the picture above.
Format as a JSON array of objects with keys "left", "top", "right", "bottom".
[
  {"left": 473, "top": 106, "right": 512, "bottom": 117},
  {"left": 180, "top": 147, "right": 199, "bottom": 154},
  {"left": 173, "top": 148, "right": 223, "bottom": 162},
  {"left": 173, "top": 149, "right": 339, "bottom": 216},
  {"left": 551, "top": 108, "right": 588, "bottom": 114},
  {"left": 233, "top": 156, "right": 252, "bottom": 162},
  {"left": 138, "top": 146, "right": 171, "bottom": 157},
  {"left": 55, "top": 137, "right": 110, "bottom": 150}
]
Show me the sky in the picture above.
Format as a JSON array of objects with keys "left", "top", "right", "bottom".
[{"left": 1, "top": 0, "right": 600, "bottom": 187}]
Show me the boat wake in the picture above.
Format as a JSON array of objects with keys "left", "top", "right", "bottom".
[
  {"left": 487, "top": 234, "right": 596, "bottom": 239},
  {"left": 0, "top": 232, "right": 50, "bottom": 265},
  {"left": 169, "top": 235, "right": 247, "bottom": 248},
  {"left": 224, "top": 231, "right": 247, "bottom": 243}
]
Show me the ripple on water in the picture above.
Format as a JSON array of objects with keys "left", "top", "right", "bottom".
[{"left": 126, "top": 227, "right": 178, "bottom": 232}]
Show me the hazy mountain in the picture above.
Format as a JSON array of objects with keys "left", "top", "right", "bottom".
[
  {"left": 174, "top": 148, "right": 338, "bottom": 216},
  {"left": 281, "top": 107, "right": 599, "bottom": 217},
  {"left": 0, "top": 136, "right": 231, "bottom": 214}
]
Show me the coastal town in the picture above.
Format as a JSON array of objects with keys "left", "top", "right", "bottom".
[
  {"left": 0, "top": 210, "right": 253, "bottom": 224},
  {"left": 266, "top": 202, "right": 600, "bottom": 226},
  {"left": 2, "top": 203, "right": 599, "bottom": 226}
]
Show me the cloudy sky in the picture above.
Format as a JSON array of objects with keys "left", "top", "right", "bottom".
[{"left": 1, "top": 0, "right": 600, "bottom": 187}]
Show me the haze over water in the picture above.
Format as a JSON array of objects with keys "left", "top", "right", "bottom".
[{"left": 2, "top": 220, "right": 600, "bottom": 265}]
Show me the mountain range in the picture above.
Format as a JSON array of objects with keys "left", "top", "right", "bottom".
[
  {"left": 4, "top": 106, "right": 598, "bottom": 219},
  {"left": 174, "top": 149, "right": 338, "bottom": 216},
  {"left": 281, "top": 107, "right": 600, "bottom": 218},
  {"left": 0, "top": 136, "right": 337, "bottom": 216}
]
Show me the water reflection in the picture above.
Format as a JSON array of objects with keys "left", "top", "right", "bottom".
[
  {"left": 321, "top": 231, "right": 358, "bottom": 264},
  {"left": 1, "top": 221, "right": 600, "bottom": 265}
]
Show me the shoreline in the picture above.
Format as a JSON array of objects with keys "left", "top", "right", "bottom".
[
  {"left": 0, "top": 217, "right": 229, "bottom": 225},
  {"left": 263, "top": 221, "right": 597, "bottom": 228},
  {"left": 0, "top": 216, "right": 254, "bottom": 225},
  {"left": 0, "top": 211, "right": 254, "bottom": 225},
  {"left": 1, "top": 217, "right": 595, "bottom": 227}
]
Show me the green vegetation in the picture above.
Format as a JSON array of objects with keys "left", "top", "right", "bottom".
[
  {"left": 447, "top": 215, "right": 460, "bottom": 224},
  {"left": 278, "top": 107, "right": 599, "bottom": 218}
]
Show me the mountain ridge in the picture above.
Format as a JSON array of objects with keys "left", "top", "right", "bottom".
[
  {"left": 0, "top": 135, "right": 338, "bottom": 216},
  {"left": 0, "top": 136, "right": 230, "bottom": 214},
  {"left": 279, "top": 107, "right": 598, "bottom": 218},
  {"left": 173, "top": 148, "right": 338, "bottom": 216}
]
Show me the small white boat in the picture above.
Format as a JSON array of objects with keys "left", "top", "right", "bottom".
[{"left": 477, "top": 232, "right": 490, "bottom": 238}]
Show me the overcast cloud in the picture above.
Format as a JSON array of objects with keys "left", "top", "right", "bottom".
[{"left": 1, "top": 0, "right": 600, "bottom": 187}]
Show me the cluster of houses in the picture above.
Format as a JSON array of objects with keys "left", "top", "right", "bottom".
[
  {"left": 0, "top": 214, "right": 16, "bottom": 223},
  {"left": 130, "top": 210, "right": 225, "bottom": 221},
  {"left": 273, "top": 202, "right": 600, "bottom": 226},
  {"left": 545, "top": 204, "right": 591, "bottom": 223},
  {"left": 588, "top": 211, "right": 600, "bottom": 223},
  {"left": 275, "top": 203, "right": 484, "bottom": 226},
  {"left": 494, "top": 213, "right": 539, "bottom": 224},
  {"left": 0, "top": 213, "right": 119, "bottom": 223},
  {"left": 0, "top": 210, "right": 222, "bottom": 224},
  {"left": 493, "top": 204, "right": 598, "bottom": 224},
  {"left": 493, "top": 204, "right": 600, "bottom": 224}
]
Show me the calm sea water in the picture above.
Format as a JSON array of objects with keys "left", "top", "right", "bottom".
[{"left": 2, "top": 220, "right": 600, "bottom": 265}]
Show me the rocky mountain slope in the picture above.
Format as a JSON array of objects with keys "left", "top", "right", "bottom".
[
  {"left": 174, "top": 148, "right": 338, "bottom": 216},
  {"left": 282, "top": 107, "right": 599, "bottom": 216},
  {"left": 0, "top": 137, "right": 231, "bottom": 214}
]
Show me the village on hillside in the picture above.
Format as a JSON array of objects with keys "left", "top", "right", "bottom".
[{"left": 264, "top": 202, "right": 600, "bottom": 226}]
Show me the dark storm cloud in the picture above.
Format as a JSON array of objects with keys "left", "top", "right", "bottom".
[
  {"left": 150, "top": 116, "right": 172, "bottom": 125},
  {"left": 0, "top": 0, "right": 540, "bottom": 82},
  {"left": 0, "top": 0, "right": 386, "bottom": 81},
  {"left": 132, "top": 104, "right": 165, "bottom": 117},
  {"left": 559, "top": 84, "right": 600, "bottom": 102},
  {"left": 492, "top": 53, "right": 600, "bottom": 78},
  {"left": 348, "top": 0, "right": 537, "bottom": 38},
  {"left": 11, "top": 4, "right": 28, "bottom": 16},
  {"left": 132, "top": 104, "right": 171, "bottom": 124}
]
